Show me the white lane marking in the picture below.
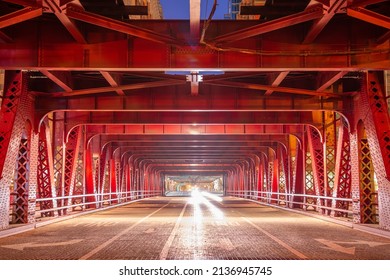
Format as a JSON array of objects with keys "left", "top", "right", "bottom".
[
  {"left": 315, "top": 238, "right": 355, "bottom": 255},
  {"left": 2, "top": 239, "right": 83, "bottom": 251},
  {"left": 241, "top": 217, "right": 308, "bottom": 259},
  {"left": 79, "top": 204, "right": 169, "bottom": 260},
  {"left": 315, "top": 239, "right": 390, "bottom": 255},
  {"left": 159, "top": 202, "right": 188, "bottom": 260}
]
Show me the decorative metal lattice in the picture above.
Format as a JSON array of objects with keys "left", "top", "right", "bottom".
[
  {"left": 37, "top": 126, "right": 54, "bottom": 217},
  {"left": 359, "top": 139, "right": 378, "bottom": 224},
  {"left": 11, "top": 137, "right": 29, "bottom": 224}
]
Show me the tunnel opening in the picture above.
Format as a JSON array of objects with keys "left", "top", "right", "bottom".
[{"left": 164, "top": 174, "right": 224, "bottom": 197}]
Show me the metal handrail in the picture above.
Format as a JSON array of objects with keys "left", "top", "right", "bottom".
[{"left": 227, "top": 190, "right": 353, "bottom": 214}]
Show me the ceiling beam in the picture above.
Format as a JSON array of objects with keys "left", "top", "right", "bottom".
[
  {"left": 100, "top": 71, "right": 125, "bottom": 96},
  {"left": 2, "top": 0, "right": 37, "bottom": 6},
  {"left": 0, "top": 31, "right": 12, "bottom": 43},
  {"left": 213, "top": 4, "right": 324, "bottom": 44},
  {"left": 43, "top": 0, "right": 86, "bottom": 44},
  {"left": 303, "top": 0, "right": 347, "bottom": 44},
  {"left": 0, "top": 6, "right": 42, "bottom": 29},
  {"left": 347, "top": 7, "right": 390, "bottom": 29},
  {"left": 264, "top": 71, "right": 289, "bottom": 95},
  {"left": 55, "top": 79, "right": 187, "bottom": 97},
  {"left": 204, "top": 80, "right": 341, "bottom": 98},
  {"left": 65, "top": 3, "right": 179, "bottom": 45},
  {"left": 316, "top": 71, "right": 349, "bottom": 91},
  {"left": 377, "top": 30, "right": 390, "bottom": 44},
  {"left": 348, "top": 0, "right": 388, "bottom": 8},
  {"left": 40, "top": 70, "right": 73, "bottom": 92}
]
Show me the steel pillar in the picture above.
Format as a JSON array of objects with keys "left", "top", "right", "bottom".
[
  {"left": 350, "top": 71, "right": 390, "bottom": 229},
  {"left": 307, "top": 126, "right": 326, "bottom": 213},
  {"left": 332, "top": 119, "right": 352, "bottom": 217},
  {"left": 0, "top": 71, "right": 37, "bottom": 229},
  {"left": 37, "top": 123, "right": 57, "bottom": 217}
]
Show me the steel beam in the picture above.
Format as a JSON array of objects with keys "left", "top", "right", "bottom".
[
  {"left": 54, "top": 79, "right": 186, "bottom": 97},
  {"left": 264, "top": 71, "right": 289, "bottom": 95},
  {"left": 43, "top": 0, "right": 86, "bottom": 44},
  {"left": 40, "top": 70, "right": 73, "bottom": 92},
  {"left": 303, "top": 0, "right": 347, "bottom": 44},
  {"left": 0, "top": 6, "right": 42, "bottom": 29},
  {"left": 316, "top": 71, "right": 349, "bottom": 91},
  {"left": 65, "top": 4, "right": 179, "bottom": 45},
  {"left": 347, "top": 7, "right": 390, "bottom": 29},
  {"left": 100, "top": 71, "right": 125, "bottom": 96},
  {"left": 0, "top": 20, "right": 388, "bottom": 69},
  {"left": 204, "top": 80, "right": 341, "bottom": 98}
]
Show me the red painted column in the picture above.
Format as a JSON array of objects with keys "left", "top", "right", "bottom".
[
  {"left": 109, "top": 158, "right": 118, "bottom": 203},
  {"left": 292, "top": 142, "right": 305, "bottom": 209},
  {"left": 85, "top": 147, "right": 96, "bottom": 208},
  {"left": 37, "top": 123, "right": 57, "bottom": 216},
  {"left": 0, "top": 71, "right": 38, "bottom": 228},
  {"left": 307, "top": 126, "right": 326, "bottom": 213}
]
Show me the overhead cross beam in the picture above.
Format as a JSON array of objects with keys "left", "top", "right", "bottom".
[
  {"left": 0, "top": 6, "right": 42, "bottom": 29},
  {"left": 264, "top": 71, "right": 289, "bottom": 95},
  {"left": 303, "top": 0, "right": 347, "bottom": 44},
  {"left": 53, "top": 79, "right": 187, "bottom": 97},
  {"left": 316, "top": 71, "right": 349, "bottom": 92},
  {"left": 204, "top": 80, "right": 341, "bottom": 98},
  {"left": 347, "top": 7, "right": 390, "bottom": 29},
  {"left": 65, "top": 3, "right": 179, "bottom": 45},
  {"left": 40, "top": 70, "right": 73, "bottom": 92},
  {"left": 43, "top": 0, "right": 87, "bottom": 44},
  {"left": 100, "top": 71, "right": 125, "bottom": 96}
]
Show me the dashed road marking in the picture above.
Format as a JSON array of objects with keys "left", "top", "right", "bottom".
[
  {"left": 79, "top": 203, "right": 169, "bottom": 260},
  {"left": 241, "top": 217, "right": 308, "bottom": 259}
]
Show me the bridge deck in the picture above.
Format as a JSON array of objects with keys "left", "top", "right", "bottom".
[{"left": 0, "top": 196, "right": 389, "bottom": 260}]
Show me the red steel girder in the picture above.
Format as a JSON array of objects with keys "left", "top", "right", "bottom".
[
  {"left": 84, "top": 123, "right": 306, "bottom": 136},
  {"left": 347, "top": 7, "right": 390, "bottom": 29},
  {"left": 264, "top": 71, "right": 289, "bottom": 96},
  {"left": 65, "top": 4, "right": 179, "bottom": 45},
  {"left": 0, "top": 21, "right": 388, "bottom": 69},
  {"left": 366, "top": 71, "right": 390, "bottom": 178},
  {"left": 2, "top": 0, "right": 39, "bottom": 6},
  {"left": 54, "top": 79, "right": 186, "bottom": 97},
  {"left": 40, "top": 70, "right": 73, "bottom": 92},
  {"left": 35, "top": 89, "right": 345, "bottom": 118},
  {"left": 213, "top": 4, "right": 324, "bottom": 44},
  {"left": 303, "top": 0, "right": 347, "bottom": 44},
  {"left": 316, "top": 71, "right": 349, "bottom": 91},
  {"left": 43, "top": 0, "right": 86, "bottom": 44},
  {"left": 204, "top": 79, "right": 341, "bottom": 98},
  {"left": 348, "top": 0, "right": 389, "bottom": 8},
  {"left": 0, "top": 31, "right": 12, "bottom": 43},
  {"left": 0, "top": 6, "right": 42, "bottom": 29},
  {"left": 0, "top": 71, "right": 23, "bottom": 177},
  {"left": 100, "top": 71, "right": 125, "bottom": 96}
]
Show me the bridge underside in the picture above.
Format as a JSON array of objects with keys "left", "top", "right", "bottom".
[{"left": 0, "top": 0, "right": 389, "bottom": 237}]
